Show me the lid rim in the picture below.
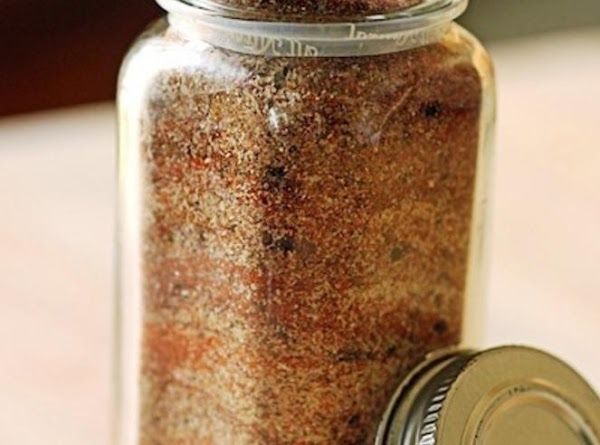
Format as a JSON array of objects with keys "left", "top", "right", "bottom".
[{"left": 379, "top": 346, "right": 600, "bottom": 445}]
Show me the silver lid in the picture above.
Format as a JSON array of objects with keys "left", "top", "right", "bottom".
[{"left": 377, "top": 346, "right": 600, "bottom": 445}]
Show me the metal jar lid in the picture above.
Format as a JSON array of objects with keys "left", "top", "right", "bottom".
[{"left": 376, "top": 346, "right": 600, "bottom": 445}]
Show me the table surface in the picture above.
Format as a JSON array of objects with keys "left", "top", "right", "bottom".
[{"left": 1, "top": 29, "right": 599, "bottom": 445}]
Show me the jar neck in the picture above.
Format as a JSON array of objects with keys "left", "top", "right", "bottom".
[{"left": 157, "top": 0, "right": 468, "bottom": 57}]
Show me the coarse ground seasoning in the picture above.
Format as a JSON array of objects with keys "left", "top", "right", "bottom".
[
  {"left": 184, "top": 0, "right": 424, "bottom": 21},
  {"left": 123, "top": 19, "right": 489, "bottom": 445}
]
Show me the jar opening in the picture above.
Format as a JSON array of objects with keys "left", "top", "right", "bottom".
[
  {"left": 159, "top": 0, "right": 468, "bottom": 23},
  {"left": 157, "top": 0, "right": 468, "bottom": 57}
]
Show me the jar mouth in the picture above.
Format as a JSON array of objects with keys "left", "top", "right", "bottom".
[
  {"left": 157, "top": 0, "right": 468, "bottom": 56},
  {"left": 158, "top": 0, "right": 468, "bottom": 23}
]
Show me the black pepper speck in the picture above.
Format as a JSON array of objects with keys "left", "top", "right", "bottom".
[
  {"left": 423, "top": 101, "right": 443, "bottom": 118},
  {"left": 276, "top": 235, "right": 295, "bottom": 253},
  {"left": 433, "top": 319, "right": 449, "bottom": 335}
]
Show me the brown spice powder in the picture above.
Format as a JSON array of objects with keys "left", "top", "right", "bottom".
[
  {"left": 136, "top": 29, "right": 483, "bottom": 444},
  {"left": 195, "top": 0, "right": 424, "bottom": 20}
]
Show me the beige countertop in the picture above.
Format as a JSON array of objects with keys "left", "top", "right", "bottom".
[{"left": 1, "top": 28, "right": 599, "bottom": 445}]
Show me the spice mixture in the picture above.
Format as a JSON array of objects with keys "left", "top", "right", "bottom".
[
  {"left": 192, "top": 0, "right": 424, "bottom": 21},
  {"left": 131, "top": 24, "right": 484, "bottom": 445}
]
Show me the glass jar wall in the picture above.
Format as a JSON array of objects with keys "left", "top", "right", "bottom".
[{"left": 116, "top": 0, "right": 495, "bottom": 443}]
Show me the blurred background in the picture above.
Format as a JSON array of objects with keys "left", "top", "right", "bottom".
[
  {"left": 2, "top": 0, "right": 600, "bottom": 116},
  {"left": 1, "top": 1, "right": 599, "bottom": 444}
]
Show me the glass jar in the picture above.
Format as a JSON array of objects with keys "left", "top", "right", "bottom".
[{"left": 116, "top": 0, "right": 495, "bottom": 443}]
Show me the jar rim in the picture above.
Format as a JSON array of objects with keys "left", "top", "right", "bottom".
[{"left": 157, "top": 0, "right": 468, "bottom": 24}]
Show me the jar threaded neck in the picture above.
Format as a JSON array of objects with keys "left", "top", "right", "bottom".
[{"left": 157, "top": 0, "right": 468, "bottom": 56}]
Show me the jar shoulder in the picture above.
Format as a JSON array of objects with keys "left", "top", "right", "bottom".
[{"left": 443, "top": 24, "right": 495, "bottom": 93}]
